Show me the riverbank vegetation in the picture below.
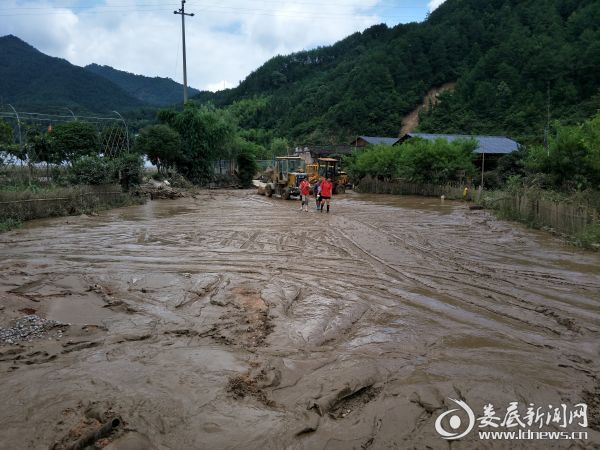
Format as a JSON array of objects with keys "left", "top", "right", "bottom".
[
  {"left": 483, "top": 115, "right": 599, "bottom": 248},
  {"left": 347, "top": 114, "right": 599, "bottom": 249},
  {"left": 347, "top": 138, "right": 477, "bottom": 185},
  {"left": 136, "top": 102, "right": 286, "bottom": 186},
  {"left": 0, "top": 117, "right": 146, "bottom": 228}
]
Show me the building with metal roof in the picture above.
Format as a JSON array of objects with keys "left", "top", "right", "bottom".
[
  {"left": 350, "top": 136, "right": 402, "bottom": 147},
  {"left": 400, "top": 133, "right": 519, "bottom": 154}
]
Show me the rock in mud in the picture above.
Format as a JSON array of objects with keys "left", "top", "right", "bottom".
[{"left": 0, "top": 315, "right": 67, "bottom": 345}]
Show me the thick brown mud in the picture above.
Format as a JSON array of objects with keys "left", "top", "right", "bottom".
[{"left": 0, "top": 190, "right": 598, "bottom": 449}]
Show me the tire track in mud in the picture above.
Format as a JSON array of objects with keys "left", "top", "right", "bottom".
[
  {"left": 333, "top": 213, "right": 599, "bottom": 340},
  {"left": 1, "top": 191, "right": 599, "bottom": 449}
]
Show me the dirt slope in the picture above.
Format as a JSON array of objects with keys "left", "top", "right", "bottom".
[{"left": 400, "top": 81, "right": 457, "bottom": 136}]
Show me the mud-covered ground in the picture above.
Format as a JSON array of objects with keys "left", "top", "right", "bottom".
[{"left": 0, "top": 190, "right": 598, "bottom": 449}]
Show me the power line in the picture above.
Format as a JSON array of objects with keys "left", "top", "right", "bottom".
[
  {"left": 0, "top": 0, "right": 418, "bottom": 11},
  {"left": 0, "top": 2, "right": 422, "bottom": 21}
]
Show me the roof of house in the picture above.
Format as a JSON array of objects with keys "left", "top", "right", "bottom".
[
  {"left": 352, "top": 136, "right": 402, "bottom": 146},
  {"left": 295, "top": 145, "right": 354, "bottom": 156},
  {"left": 403, "top": 133, "right": 519, "bottom": 154}
]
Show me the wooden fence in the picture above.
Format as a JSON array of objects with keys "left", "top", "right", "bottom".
[
  {"left": 490, "top": 192, "right": 599, "bottom": 235},
  {"left": 355, "top": 178, "right": 598, "bottom": 236},
  {"left": 355, "top": 177, "right": 464, "bottom": 199},
  {"left": 0, "top": 185, "right": 136, "bottom": 221}
]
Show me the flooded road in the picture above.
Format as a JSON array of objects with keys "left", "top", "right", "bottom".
[{"left": 0, "top": 190, "right": 598, "bottom": 449}]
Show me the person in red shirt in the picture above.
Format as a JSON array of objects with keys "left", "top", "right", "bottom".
[
  {"left": 319, "top": 177, "right": 333, "bottom": 213},
  {"left": 299, "top": 178, "right": 310, "bottom": 212}
]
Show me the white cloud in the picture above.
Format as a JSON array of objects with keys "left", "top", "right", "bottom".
[
  {"left": 428, "top": 0, "right": 447, "bottom": 12},
  {"left": 205, "top": 80, "right": 237, "bottom": 93},
  {"left": 0, "top": 0, "right": 422, "bottom": 92}
]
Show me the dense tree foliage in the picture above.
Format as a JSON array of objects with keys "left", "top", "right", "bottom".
[
  {"left": 0, "top": 118, "right": 143, "bottom": 187},
  {"left": 4, "top": 0, "right": 598, "bottom": 191},
  {"left": 66, "top": 152, "right": 143, "bottom": 187},
  {"left": 347, "top": 139, "right": 477, "bottom": 185},
  {"left": 85, "top": 64, "right": 200, "bottom": 107},
  {"left": 150, "top": 104, "right": 289, "bottom": 183},
  {"left": 113, "top": 152, "right": 144, "bottom": 189},
  {"left": 68, "top": 155, "right": 112, "bottom": 185},
  {"left": 196, "top": 0, "right": 599, "bottom": 146},
  {"left": 50, "top": 122, "right": 99, "bottom": 163},
  {"left": 224, "top": 98, "right": 292, "bottom": 159},
  {"left": 134, "top": 124, "right": 182, "bottom": 175},
  {"left": 523, "top": 113, "right": 600, "bottom": 190},
  {"left": 396, "top": 138, "right": 478, "bottom": 184},
  {"left": 26, "top": 128, "right": 57, "bottom": 166},
  {"left": 419, "top": 0, "right": 600, "bottom": 140},
  {"left": 4, "top": 0, "right": 597, "bottom": 151},
  {"left": 0, "top": 120, "right": 15, "bottom": 165},
  {"left": 268, "top": 137, "right": 290, "bottom": 159},
  {"left": 235, "top": 138, "right": 260, "bottom": 188},
  {"left": 0, "top": 120, "right": 12, "bottom": 146},
  {"left": 157, "top": 104, "right": 237, "bottom": 183},
  {"left": 0, "top": 35, "right": 144, "bottom": 114},
  {"left": 129, "top": 100, "right": 299, "bottom": 184}
]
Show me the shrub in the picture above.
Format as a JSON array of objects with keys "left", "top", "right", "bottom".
[
  {"left": 134, "top": 124, "right": 182, "bottom": 175},
  {"left": 68, "top": 155, "right": 111, "bottom": 185},
  {"left": 158, "top": 104, "right": 236, "bottom": 184},
  {"left": 112, "top": 153, "right": 143, "bottom": 189},
  {"left": 525, "top": 114, "right": 600, "bottom": 191},
  {"left": 50, "top": 121, "right": 99, "bottom": 162},
  {"left": 347, "top": 138, "right": 477, "bottom": 184},
  {"left": 236, "top": 150, "right": 258, "bottom": 188},
  {"left": 0, "top": 218, "right": 21, "bottom": 233},
  {"left": 574, "top": 223, "right": 600, "bottom": 251},
  {"left": 396, "top": 138, "right": 478, "bottom": 184}
]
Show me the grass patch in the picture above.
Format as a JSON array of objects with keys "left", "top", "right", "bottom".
[
  {"left": 0, "top": 184, "right": 145, "bottom": 223},
  {"left": 0, "top": 218, "right": 22, "bottom": 233},
  {"left": 480, "top": 189, "right": 599, "bottom": 250},
  {"left": 573, "top": 223, "right": 600, "bottom": 251}
]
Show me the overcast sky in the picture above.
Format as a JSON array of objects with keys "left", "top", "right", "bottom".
[{"left": 0, "top": 0, "right": 447, "bottom": 92}]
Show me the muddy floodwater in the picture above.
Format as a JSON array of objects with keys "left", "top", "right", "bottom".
[{"left": 0, "top": 190, "right": 598, "bottom": 449}]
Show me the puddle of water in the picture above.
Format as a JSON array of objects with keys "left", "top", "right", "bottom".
[
  {"left": 46, "top": 294, "right": 113, "bottom": 325},
  {"left": 20, "top": 198, "right": 197, "bottom": 231},
  {"left": 340, "top": 192, "right": 460, "bottom": 214}
]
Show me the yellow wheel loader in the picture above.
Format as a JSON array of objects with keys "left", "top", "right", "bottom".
[
  {"left": 307, "top": 158, "right": 349, "bottom": 194},
  {"left": 255, "top": 156, "right": 308, "bottom": 199}
]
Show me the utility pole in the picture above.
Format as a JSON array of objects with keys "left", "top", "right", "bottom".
[
  {"left": 545, "top": 81, "right": 550, "bottom": 156},
  {"left": 481, "top": 151, "right": 485, "bottom": 189},
  {"left": 174, "top": 0, "right": 194, "bottom": 105},
  {"left": 7, "top": 104, "right": 22, "bottom": 158}
]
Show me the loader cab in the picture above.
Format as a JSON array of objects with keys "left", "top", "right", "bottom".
[
  {"left": 317, "top": 158, "right": 338, "bottom": 180},
  {"left": 316, "top": 157, "right": 348, "bottom": 194},
  {"left": 268, "top": 156, "right": 306, "bottom": 199},
  {"left": 274, "top": 156, "right": 304, "bottom": 184}
]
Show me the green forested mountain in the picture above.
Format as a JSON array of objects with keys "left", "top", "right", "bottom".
[
  {"left": 195, "top": 0, "right": 600, "bottom": 145},
  {"left": 85, "top": 63, "right": 200, "bottom": 107},
  {"left": 0, "top": 35, "right": 144, "bottom": 114},
  {"left": 418, "top": 0, "right": 600, "bottom": 141}
]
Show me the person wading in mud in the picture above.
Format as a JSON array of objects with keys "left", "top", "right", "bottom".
[
  {"left": 320, "top": 177, "right": 333, "bottom": 213},
  {"left": 299, "top": 177, "right": 310, "bottom": 212}
]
